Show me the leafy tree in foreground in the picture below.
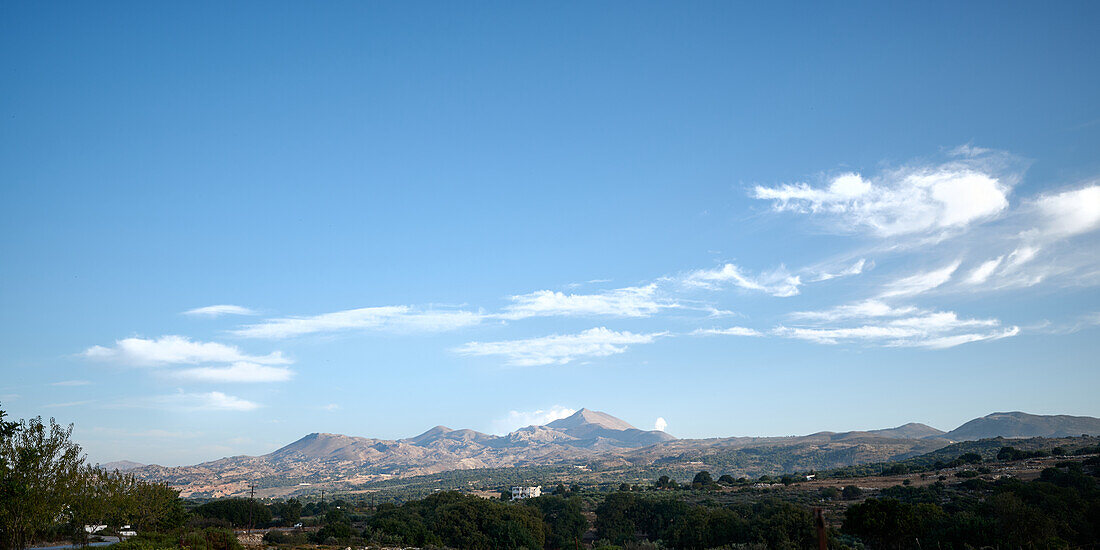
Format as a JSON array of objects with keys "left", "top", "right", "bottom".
[{"left": 0, "top": 416, "right": 84, "bottom": 550}]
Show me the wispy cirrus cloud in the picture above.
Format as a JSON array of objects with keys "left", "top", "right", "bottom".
[
  {"left": 51, "top": 380, "right": 92, "bottom": 387},
  {"left": 83, "top": 335, "right": 290, "bottom": 366},
  {"left": 879, "top": 261, "right": 960, "bottom": 298},
  {"left": 789, "top": 300, "right": 918, "bottom": 322},
  {"left": 774, "top": 309, "right": 1018, "bottom": 349},
  {"left": 44, "top": 400, "right": 96, "bottom": 408},
  {"left": 232, "top": 306, "right": 481, "bottom": 339},
  {"left": 183, "top": 304, "right": 257, "bottom": 317},
  {"left": 809, "top": 259, "right": 869, "bottom": 282},
  {"left": 174, "top": 362, "right": 294, "bottom": 383},
  {"left": 455, "top": 327, "right": 665, "bottom": 366},
  {"left": 499, "top": 284, "right": 677, "bottom": 319},
  {"left": 148, "top": 391, "right": 260, "bottom": 412},
  {"left": 681, "top": 263, "right": 803, "bottom": 297},
  {"left": 692, "top": 326, "right": 763, "bottom": 337}
]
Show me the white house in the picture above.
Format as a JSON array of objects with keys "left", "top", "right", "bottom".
[{"left": 511, "top": 486, "right": 541, "bottom": 500}]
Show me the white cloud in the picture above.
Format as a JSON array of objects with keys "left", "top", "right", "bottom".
[
  {"left": 753, "top": 164, "right": 1012, "bottom": 237},
  {"left": 83, "top": 335, "right": 290, "bottom": 366},
  {"left": 790, "top": 300, "right": 918, "bottom": 321},
  {"left": 1032, "top": 185, "right": 1100, "bottom": 238},
  {"left": 810, "top": 259, "right": 868, "bottom": 282},
  {"left": 654, "top": 417, "right": 668, "bottom": 431},
  {"left": 965, "top": 257, "right": 1004, "bottom": 284},
  {"left": 232, "top": 306, "right": 481, "bottom": 339},
  {"left": 322, "top": 403, "right": 339, "bottom": 412},
  {"left": 774, "top": 310, "right": 1017, "bottom": 349},
  {"left": 692, "top": 326, "right": 763, "bottom": 337},
  {"left": 153, "top": 391, "right": 260, "bottom": 412},
  {"left": 898, "top": 327, "right": 1020, "bottom": 349},
  {"left": 44, "top": 400, "right": 95, "bottom": 408},
  {"left": 455, "top": 327, "right": 665, "bottom": 366},
  {"left": 51, "top": 380, "right": 92, "bottom": 387},
  {"left": 183, "top": 305, "right": 257, "bottom": 317},
  {"left": 683, "top": 263, "right": 802, "bottom": 297},
  {"left": 174, "top": 362, "right": 293, "bottom": 383},
  {"left": 90, "top": 427, "right": 201, "bottom": 439},
  {"left": 491, "top": 405, "right": 576, "bottom": 434},
  {"left": 879, "top": 261, "right": 960, "bottom": 297},
  {"left": 500, "top": 284, "right": 676, "bottom": 319}
]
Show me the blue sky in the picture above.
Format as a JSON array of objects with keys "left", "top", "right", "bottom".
[{"left": 2, "top": 2, "right": 1099, "bottom": 466}]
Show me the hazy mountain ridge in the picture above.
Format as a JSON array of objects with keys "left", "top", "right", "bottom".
[
  {"left": 127, "top": 409, "right": 1100, "bottom": 498},
  {"left": 944, "top": 411, "right": 1100, "bottom": 441}
]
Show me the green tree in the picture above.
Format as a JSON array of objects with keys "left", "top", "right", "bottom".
[
  {"left": 691, "top": 471, "right": 714, "bottom": 489},
  {"left": 594, "top": 492, "right": 639, "bottom": 545},
  {"left": 842, "top": 485, "right": 863, "bottom": 500},
  {"left": 524, "top": 495, "right": 587, "bottom": 549},
  {"left": 0, "top": 416, "right": 84, "bottom": 550}
]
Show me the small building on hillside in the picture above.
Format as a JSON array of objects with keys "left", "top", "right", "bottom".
[{"left": 511, "top": 486, "right": 542, "bottom": 500}]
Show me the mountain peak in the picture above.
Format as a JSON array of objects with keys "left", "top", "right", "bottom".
[
  {"left": 406, "top": 425, "right": 455, "bottom": 444},
  {"left": 547, "top": 408, "right": 637, "bottom": 431}
]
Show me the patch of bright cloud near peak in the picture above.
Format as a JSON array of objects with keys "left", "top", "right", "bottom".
[
  {"left": 183, "top": 305, "right": 257, "bottom": 317},
  {"left": 654, "top": 417, "right": 668, "bottom": 431},
  {"left": 455, "top": 327, "right": 665, "bottom": 366},
  {"left": 83, "top": 335, "right": 290, "bottom": 366},
  {"left": 753, "top": 162, "right": 1012, "bottom": 237},
  {"left": 500, "top": 284, "right": 674, "bottom": 319},
  {"left": 491, "top": 406, "right": 576, "bottom": 434},
  {"left": 232, "top": 306, "right": 481, "bottom": 339}
]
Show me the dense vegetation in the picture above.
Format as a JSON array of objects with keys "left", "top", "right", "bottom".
[
  {"left": 594, "top": 491, "right": 817, "bottom": 549},
  {"left": 841, "top": 460, "right": 1100, "bottom": 549}
]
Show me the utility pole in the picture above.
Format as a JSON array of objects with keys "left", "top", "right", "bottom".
[{"left": 248, "top": 484, "right": 255, "bottom": 535}]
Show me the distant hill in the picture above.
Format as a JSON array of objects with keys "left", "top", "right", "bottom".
[
  {"left": 98, "top": 460, "right": 145, "bottom": 471},
  {"left": 944, "top": 412, "right": 1100, "bottom": 440},
  {"left": 868, "top": 422, "right": 946, "bottom": 439},
  {"left": 126, "top": 409, "right": 1100, "bottom": 498},
  {"left": 130, "top": 408, "right": 679, "bottom": 497}
]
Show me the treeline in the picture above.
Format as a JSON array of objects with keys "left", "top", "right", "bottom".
[
  {"left": 594, "top": 492, "right": 819, "bottom": 549},
  {"left": 0, "top": 409, "right": 190, "bottom": 549},
  {"left": 842, "top": 459, "right": 1100, "bottom": 548},
  {"left": 0, "top": 405, "right": 242, "bottom": 550}
]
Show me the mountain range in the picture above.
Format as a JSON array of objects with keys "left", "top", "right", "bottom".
[{"left": 125, "top": 409, "right": 1100, "bottom": 498}]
